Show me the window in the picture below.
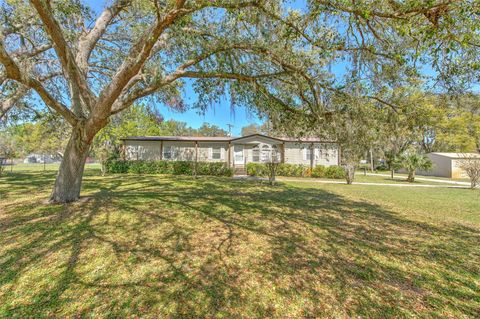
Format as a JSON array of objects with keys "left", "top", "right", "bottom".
[
  {"left": 212, "top": 147, "right": 222, "bottom": 160},
  {"left": 272, "top": 145, "right": 280, "bottom": 162},
  {"left": 252, "top": 145, "right": 260, "bottom": 162},
  {"left": 305, "top": 147, "right": 313, "bottom": 161},
  {"left": 163, "top": 145, "right": 172, "bottom": 160},
  {"left": 261, "top": 145, "right": 270, "bottom": 162}
]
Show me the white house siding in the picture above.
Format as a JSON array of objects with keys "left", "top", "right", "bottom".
[
  {"left": 197, "top": 142, "right": 229, "bottom": 162},
  {"left": 125, "top": 140, "right": 162, "bottom": 160},
  {"left": 123, "top": 136, "right": 340, "bottom": 167},
  {"left": 162, "top": 141, "right": 195, "bottom": 161},
  {"left": 284, "top": 142, "right": 339, "bottom": 166},
  {"left": 125, "top": 140, "right": 230, "bottom": 162}
]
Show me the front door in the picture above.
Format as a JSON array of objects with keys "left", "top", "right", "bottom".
[{"left": 234, "top": 145, "right": 244, "bottom": 165}]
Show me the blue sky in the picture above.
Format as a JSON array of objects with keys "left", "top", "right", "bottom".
[
  {"left": 84, "top": 1, "right": 307, "bottom": 136},
  {"left": 162, "top": 85, "right": 262, "bottom": 136},
  {"left": 83, "top": 1, "right": 472, "bottom": 135}
]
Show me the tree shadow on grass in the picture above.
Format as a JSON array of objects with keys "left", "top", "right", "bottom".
[{"left": 0, "top": 174, "right": 479, "bottom": 318}]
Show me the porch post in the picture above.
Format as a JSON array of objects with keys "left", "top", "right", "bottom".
[
  {"left": 195, "top": 141, "right": 198, "bottom": 162},
  {"left": 337, "top": 144, "right": 341, "bottom": 166},
  {"left": 194, "top": 141, "right": 198, "bottom": 178},
  {"left": 160, "top": 141, "right": 163, "bottom": 160},
  {"left": 228, "top": 142, "right": 231, "bottom": 167},
  {"left": 310, "top": 142, "right": 314, "bottom": 169},
  {"left": 282, "top": 142, "right": 285, "bottom": 163}
]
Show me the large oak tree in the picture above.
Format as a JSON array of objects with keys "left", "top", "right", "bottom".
[
  {"left": 1, "top": 0, "right": 478, "bottom": 201},
  {"left": 0, "top": 0, "right": 310, "bottom": 202}
]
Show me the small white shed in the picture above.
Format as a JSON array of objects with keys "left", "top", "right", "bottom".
[{"left": 424, "top": 153, "right": 480, "bottom": 178}]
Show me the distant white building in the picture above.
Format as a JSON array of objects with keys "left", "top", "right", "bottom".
[
  {"left": 23, "top": 154, "right": 59, "bottom": 164},
  {"left": 423, "top": 153, "right": 480, "bottom": 178}
]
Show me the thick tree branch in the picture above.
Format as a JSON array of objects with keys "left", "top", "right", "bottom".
[
  {"left": 96, "top": 6, "right": 192, "bottom": 117},
  {"left": 12, "top": 44, "right": 52, "bottom": 59},
  {"left": 0, "top": 40, "right": 78, "bottom": 124},
  {"left": 101, "top": 1, "right": 261, "bottom": 118},
  {"left": 76, "top": 0, "right": 130, "bottom": 71},
  {"left": 111, "top": 69, "right": 290, "bottom": 115},
  {"left": 0, "top": 85, "right": 28, "bottom": 119},
  {"left": 30, "top": 0, "right": 96, "bottom": 111},
  {"left": 0, "top": 71, "right": 62, "bottom": 119}
]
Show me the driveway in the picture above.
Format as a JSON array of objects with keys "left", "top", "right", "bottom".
[
  {"left": 365, "top": 173, "right": 471, "bottom": 186},
  {"left": 277, "top": 177, "right": 470, "bottom": 188}
]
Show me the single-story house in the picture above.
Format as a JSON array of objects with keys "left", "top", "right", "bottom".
[
  {"left": 422, "top": 152, "right": 480, "bottom": 178},
  {"left": 121, "top": 134, "right": 340, "bottom": 173}
]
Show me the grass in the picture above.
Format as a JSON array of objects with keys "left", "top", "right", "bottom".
[{"left": 0, "top": 165, "right": 479, "bottom": 318}]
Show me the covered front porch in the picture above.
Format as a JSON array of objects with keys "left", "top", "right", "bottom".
[{"left": 228, "top": 135, "right": 284, "bottom": 175}]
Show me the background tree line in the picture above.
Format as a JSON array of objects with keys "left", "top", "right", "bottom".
[{"left": 0, "top": 104, "right": 228, "bottom": 160}]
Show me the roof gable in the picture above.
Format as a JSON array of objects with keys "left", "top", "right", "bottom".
[{"left": 230, "top": 134, "right": 284, "bottom": 144}]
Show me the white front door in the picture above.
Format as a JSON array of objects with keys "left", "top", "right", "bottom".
[{"left": 234, "top": 145, "right": 244, "bottom": 165}]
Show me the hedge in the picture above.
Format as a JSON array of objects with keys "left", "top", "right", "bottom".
[
  {"left": 246, "top": 163, "right": 345, "bottom": 179},
  {"left": 106, "top": 159, "right": 234, "bottom": 177}
]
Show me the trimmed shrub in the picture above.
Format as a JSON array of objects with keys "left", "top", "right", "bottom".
[
  {"left": 325, "top": 165, "right": 346, "bottom": 179},
  {"left": 276, "top": 164, "right": 307, "bottom": 177},
  {"left": 128, "top": 160, "right": 157, "bottom": 174},
  {"left": 311, "top": 165, "right": 326, "bottom": 178},
  {"left": 172, "top": 161, "right": 193, "bottom": 175},
  {"left": 105, "top": 158, "right": 129, "bottom": 173},
  {"left": 246, "top": 163, "right": 343, "bottom": 179},
  {"left": 197, "top": 162, "right": 234, "bottom": 177},
  {"left": 246, "top": 163, "right": 268, "bottom": 176},
  {"left": 105, "top": 159, "right": 233, "bottom": 176}
]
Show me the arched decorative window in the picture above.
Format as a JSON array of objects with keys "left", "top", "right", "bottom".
[
  {"left": 261, "top": 144, "right": 270, "bottom": 162},
  {"left": 252, "top": 144, "right": 260, "bottom": 162}
]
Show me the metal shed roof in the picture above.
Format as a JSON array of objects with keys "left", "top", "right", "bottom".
[{"left": 429, "top": 152, "right": 480, "bottom": 159}]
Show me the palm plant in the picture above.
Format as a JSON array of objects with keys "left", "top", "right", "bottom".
[{"left": 398, "top": 153, "right": 433, "bottom": 182}]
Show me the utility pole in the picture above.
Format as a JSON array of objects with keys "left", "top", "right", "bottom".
[{"left": 226, "top": 124, "right": 234, "bottom": 137}]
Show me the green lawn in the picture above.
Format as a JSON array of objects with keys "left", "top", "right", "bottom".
[{"left": 1, "top": 166, "right": 479, "bottom": 318}]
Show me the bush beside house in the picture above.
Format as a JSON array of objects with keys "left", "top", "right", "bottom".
[
  {"left": 106, "top": 159, "right": 234, "bottom": 177},
  {"left": 246, "top": 163, "right": 345, "bottom": 179}
]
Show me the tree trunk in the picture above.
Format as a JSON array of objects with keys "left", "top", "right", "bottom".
[
  {"left": 345, "top": 163, "right": 355, "bottom": 185},
  {"left": 391, "top": 168, "right": 394, "bottom": 179},
  {"left": 267, "top": 162, "right": 277, "bottom": 186},
  {"left": 369, "top": 148, "right": 374, "bottom": 172},
  {"left": 471, "top": 178, "right": 477, "bottom": 189},
  {"left": 101, "top": 161, "right": 106, "bottom": 176},
  {"left": 50, "top": 127, "right": 91, "bottom": 203},
  {"left": 407, "top": 170, "right": 415, "bottom": 183}
]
